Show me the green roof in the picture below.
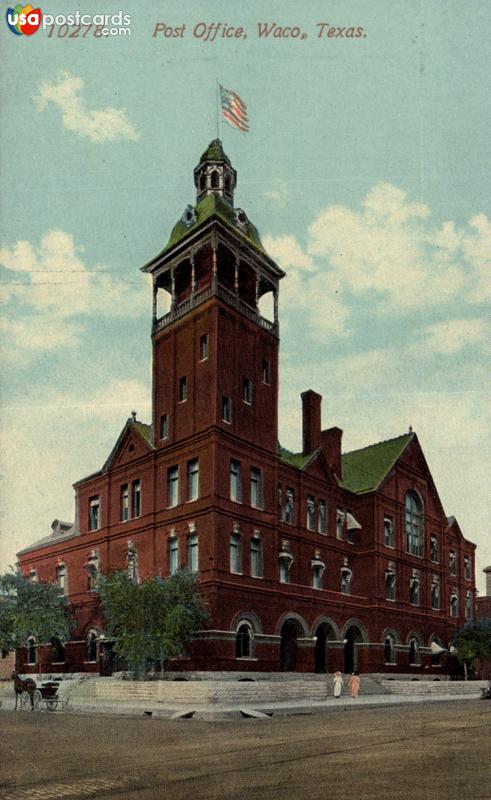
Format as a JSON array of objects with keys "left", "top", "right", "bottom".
[
  {"left": 133, "top": 421, "right": 153, "bottom": 449},
  {"left": 163, "top": 193, "right": 266, "bottom": 257},
  {"left": 278, "top": 432, "right": 413, "bottom": 494},
  {"left": 278, "top": 444, "right": 318, "bottom": 470},
  {"left": 339, "top": 433, "right": 413, "bottom": 494},
  {"left": 199, "top": 139, "right": 231, "bottom": 166}
]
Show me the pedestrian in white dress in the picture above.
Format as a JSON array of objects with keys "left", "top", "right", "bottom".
[{"left": 333, "top": 671, "right": 344, "bottom": 698}]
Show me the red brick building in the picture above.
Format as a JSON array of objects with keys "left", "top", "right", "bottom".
[{"left": 17, "top": 140, "right": 477, "bottom": 675}]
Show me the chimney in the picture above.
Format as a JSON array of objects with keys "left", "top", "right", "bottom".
[
  {"left": 321, "top": 426, "right": 343, "bottom": 476},
  {"left": 301, "top": 390, "right": 322, "bottom": 453},
  {"left": 485, "top": 566, "right": 491, "bottom": 597}
]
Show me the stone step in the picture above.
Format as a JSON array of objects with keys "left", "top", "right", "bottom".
[{"left": 381, "top": 680, "right": 488, "bottom": 695}]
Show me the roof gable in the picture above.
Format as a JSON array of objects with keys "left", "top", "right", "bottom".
[
  {"left": 102, "top": 419, "right": 154, "bottom": 472},
  {"left": 339, "top": 433, "right": 413, "bottom": 494}
]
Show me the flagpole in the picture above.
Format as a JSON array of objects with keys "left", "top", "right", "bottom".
[{"left": 216, "top": 78, "right": 220, "bottom": 140}]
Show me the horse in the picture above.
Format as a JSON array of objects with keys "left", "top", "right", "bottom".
[{"left": 11, "top": 671, "right": 37, "bottom": 710}]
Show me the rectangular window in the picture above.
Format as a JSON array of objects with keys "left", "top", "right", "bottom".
[
  {"left": 230, "top": 459, "right": 242, "bottom": 502},
  {"left": 187, "top": 459, "right": 199, "bottom": 502},
  {"left": 230, "top": 534, "right": 243, "bottom": 574},
  {"left": 278, "top": 484, "right": 283, "bottom": 520},
  {"left": 222, "top": 396, "right": 232, "bottom": 423},
  {"left": 279, "top": 559, "right": 290, "bottom": 584},
  {"left": 284, "top": 488, "right": 294, "bottom": 524},
  {"left": 384, "top": 516, "right": 394, "bottom": 548},
  {"left": 132, "top": 480, "right": 141, "bottom": 518},
  {"left": 262, "top": 359, "right": 271, "bottom": 384},
  {"left": 464, "top": 556, "right": 472, "bottom": 580},
  {"left": 250, "top": 535, "right": 263, "bottom": 578},
  {"left": 430, "top": 534, "right": 439, "bottom": 563},
  {"left": 89, "top": 496, "right": 100, "bottom": 531},
  {"left": 336, "top": 510, "right": 344, "bottom": 540},
  {"left": 243, "top": 377, "right": 253, "bottom": 404},
  {"left": 160, "top": 414, "right": 168, "bottom": 440},
  {"left": 120, "top": 485, "right": 129, "bottom": 522},
  {"left": 312, "top": 565, "right": 323, "bottom": 590},
  {"left": 250, "top": 467, "right": 263, "bottom": 509},
  {"left": 178, "top": 376, "right": 188, "bottom": 403},
  {"left": 168, "top": 536, "right": 179, "bottom": 576},
  {"left": 199, "top": 333, "right": 209, "bottom": 361},
  {"left": 307, "top": 496, "right": 315, "bottom": 531},
  {"left": 187, "top": 534, "right": 198, "bottom": 573},
  {"left": 167, "top": 466, "right": 179, "bottom": 508},
  {"left": 318, "top": 500, "right": 327, "bottom": 534}
]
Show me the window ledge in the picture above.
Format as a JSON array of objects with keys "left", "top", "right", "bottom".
[
  {"left": 236, "top": 657, "right": 258, "bottom": 662},
  {"left": 230, "top": 571, "right": 243, "bottom": 576},
  {"left": 250, "top": 575, "right": 264, "bottom": 580}
]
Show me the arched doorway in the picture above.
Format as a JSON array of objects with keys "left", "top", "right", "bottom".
[
  {"left": 344, "top": 625, "right": 363, "bottom": 674},
  {"left": 314, "top": 623, "right": 336, "bottom": 673},
  {"left": 280, "top": 620, "right": 301, "bottom": 671}
]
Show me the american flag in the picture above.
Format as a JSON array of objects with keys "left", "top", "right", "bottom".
[{"left": 219, "top": 85, "right": 250, "bottom": 132}]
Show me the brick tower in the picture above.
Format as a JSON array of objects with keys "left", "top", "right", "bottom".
[{"left": 141, "top": 140, "right": 285, "bottom": 666}]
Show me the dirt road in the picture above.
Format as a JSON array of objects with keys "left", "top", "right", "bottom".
[{"left": 1, "top": 701, "right": 489, "bottom": 799}]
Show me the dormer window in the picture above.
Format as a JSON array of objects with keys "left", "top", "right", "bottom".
[
  {"left": 180, "top": 205, "right": 196, "bottom": 227},
  {"left": 235, "top": 208, "right": 248, "bottom": 229}
]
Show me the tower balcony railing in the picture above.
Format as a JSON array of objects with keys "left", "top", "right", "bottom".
[{"left": 153, "top": 281, "right": 278, "bottom": 335}]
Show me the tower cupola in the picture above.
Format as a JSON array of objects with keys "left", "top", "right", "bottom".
[{"left": 194, "top": 139, "right": 237, "bottom": 205}]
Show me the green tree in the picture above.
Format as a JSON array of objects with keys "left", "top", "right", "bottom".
[
  {"left": 0, "top": 572, "right": 73, "bottom": 665},
  {"left": 452, "top": 619, "right": 491, "bottom": 678},
  {"left": 97, "top": 571, "right": 208, "bottom": 675}
]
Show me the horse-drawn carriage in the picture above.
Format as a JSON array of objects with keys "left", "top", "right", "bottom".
[{"left": 12, "top": 672, "right": 69, "bottom": 712}]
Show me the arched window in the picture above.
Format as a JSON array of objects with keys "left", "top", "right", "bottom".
[
  {"left": 311, "top": 551, "right": 325, "bottom": 590},
  {"left": 56, "top": 563, "right": 68, "bottom": 595},
  {"left": 127, "top": 542, "right": 138, "bottom": 583},
  {"left": 405, "top": 491, "right": 424, "bottom": 556},
  {"left": 450, "top": 591, "right": 459, "bottom": 618},
  {"left": 340, "top": 560, "right": 352, "bottom": 594},
  {"left": 278, "top": 543, "right": 293, "bottom": 584},
  {"left": 410, "top": 571, "right": 420, "bottom": 605},
  {"left": 87, "top": 630, "right": 98, "bottom": 663},
  {"left": 85, "top": 551, "right": 100, "bottom": 591},
  {"left": 168, "top": 533, "right": 179, "bottom": 576},
  {"left": 431, "top": 576, "right": 440, "bottom": 609},
  {"left": 408, "top": 637, "right": 421, "bottom": 665},
  {"left": 465, "top": 590, "right": 472, "bottom": 620},
  {"left": 230, "top": 531, "right": 243, "bottom": 573},
  {"left": 27, "top": 637, "right": 37, "bottom": 665},
  {"left": 51, "top": 636, "right": 65, "bottom": 663},
  {"left": 210, "top": 170, "right": 219, "bottom": 189},
  {"left": 236, "top": 623, "right": 253, "bottom": 658},
  {"left": 430, "top": 637, "right": 445, "bottom": 666},
  {"left": 384, "top": 635, "right": 396, "bottom": 664},
  {"left": 385, "top": 565, "right": 396, "bottom": 600},
  {"left": 250, "top": 533, "right": 263, "bottom": 578}
]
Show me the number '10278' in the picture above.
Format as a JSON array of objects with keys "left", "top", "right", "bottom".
[{"left": 47, "top": 24, "right": 131, "bottom": 38}]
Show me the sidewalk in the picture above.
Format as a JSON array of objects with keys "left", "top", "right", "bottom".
[{"left": 0, "top": 689, "right": 485, "bottom": 720}]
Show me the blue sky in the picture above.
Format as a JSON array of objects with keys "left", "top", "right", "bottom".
[{"left": 1, "top": 0, "right": 489, "bottom": 591}]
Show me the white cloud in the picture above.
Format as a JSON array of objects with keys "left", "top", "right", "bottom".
[
  {"left": 0, "top": 380, "right": 151, "bottom": 570},
  {"left": 263, "top": 234, "right": 314, "bottom": 271},
  {"left": 419, "top": 318, "right": 490, "bottom": 355},
  {"left": 0, "top": 229, "right": 149, "bottom": 358},
  {"left": 307, "top": 183, "right": 489, "bottom": 313},
  {"left": 263, "top": 234, "right": 349, "bottom": 338},
  {"left": 34, "top": 72, "right": 140, "bottom": 143}
]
